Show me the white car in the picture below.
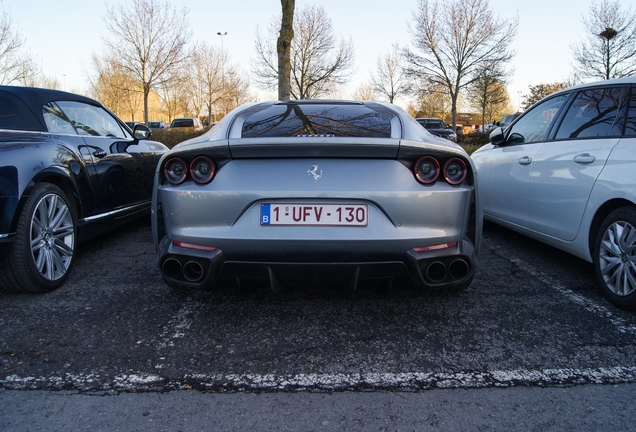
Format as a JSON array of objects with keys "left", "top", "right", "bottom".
[{"left": 472, "top": 77, "right": 636, "bottom": 310}]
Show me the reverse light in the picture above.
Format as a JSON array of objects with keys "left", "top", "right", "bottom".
[
  {"left": 414, "top": 156, "right": 440, "bottom": 185},
  {"left": 443, "top": 158, "right": 467, "bottom": 185},
  {"left": 190, "top": 156, "right": 216, "bottom": 184},
  {"left": 412, "top": 242, "right": 458, "bottom": 252}
]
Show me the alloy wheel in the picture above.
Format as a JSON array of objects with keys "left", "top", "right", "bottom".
[
  {"left": 599, "top": 220, "right": 636, "bottom": 297},
  {"left": 29, "top": 192, "right": 75, "bottom": 282}
]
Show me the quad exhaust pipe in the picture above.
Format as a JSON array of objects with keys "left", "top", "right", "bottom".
[
  {"left": 425, "top": 258, "right": 469, "bottom": 283},
  {"left": 162, "top": 258, "right": 182, "bottom": 279},
  {"left": 161, "top": 257, "right": 206, "bottom": 283}
]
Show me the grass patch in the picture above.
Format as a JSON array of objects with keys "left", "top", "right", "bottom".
[{"left": 458, "top": 131, "right": 491, "bottom": 155}]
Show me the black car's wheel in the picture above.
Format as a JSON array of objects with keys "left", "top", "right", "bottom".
[
  {"left": 0, "top": 183, "right": 77, "bottom": 293},
  {"left": 594, "top": 207, "right": 636, "bottom": 310}
]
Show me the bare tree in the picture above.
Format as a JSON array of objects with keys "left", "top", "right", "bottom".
[
  {"left": 370, "top": 44, "right": 411, "bottom": 103},
  {"left": 13, "top": 56, "right": 41, "bottom": 87},
  {"left": 156, "top": 69, "right": 188, "bottom": 122},
  {"left": 89, "top": 54, "right": 141, "bottom": 118},
  {"left": 469, "top": 63, "right": 511, "bottom": 126},
  {"left": 522, "top": 82, "right": 569, "bottom": 110},
  {"left": 278, "top": 0, "right": 295, "bottom": 100},
  {"left": 38, "top": 76, "right": 61, "bottom": 90},
  {"left": 222, "top": 64, "right": 255, "bottom": 113},
  {"left": 102, "top": 0, "right": 192, "bottom": 123},
  {"left": 188, "top": 43, "right": 223, "bottom": 125},
  {"left": 184, "top": 57, "right": 206, "bottom": 123},
  {"left": 404, "top": 0, "right": 517, "bottom": 128},
  {"left": 253, "top": 4, "right": 355, "bottom": 99},
  {"left": 0, "top": 9, "right": 37, "bottom": 85},
  {"left": 352, "top": 82, "right": 376, "bottom": 101},
  {"left": 571, "top": 0, "right": 636, "bottom": 80},
  {"left": 413, "top": 82, "right": 453, "bottom": 120}
]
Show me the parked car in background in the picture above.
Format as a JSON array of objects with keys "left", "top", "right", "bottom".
[
  {"left": 415, "top": 118, "right": 458, "bottom": 142},
  {"left": 496, "top": 113, "right": 520, "bottom": 129},
  {"left": 148, "top": 121, "right": 168, "bottom": 129},
  {"left": 153, "top": 100, "right": 481, "bottom": 295},
  {"left": 0, "top": 86, "right": 168, "bottom": 293},
  {"left": 472, "top": 77, "right": 636, "bottom": 310},
  {"left": 475, "top": 124, "right": 495, "bottom": 133},
  {"left": 169, "top": 117, "right": 203, "bottom": 131},
  {"left": 125, "top": 121, "right": 145, "bottom": 129}
]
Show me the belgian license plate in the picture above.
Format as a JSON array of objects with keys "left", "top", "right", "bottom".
[{"left": 260, "top": 203, "right": 368, "bottom": 226}]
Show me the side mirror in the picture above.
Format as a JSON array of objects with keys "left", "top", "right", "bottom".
[
  {"left": 489, "top": 127, "right": 506, "bottom": 146},
  {"left": 133, "top": 124, "right": 152, "bottom": 140}
]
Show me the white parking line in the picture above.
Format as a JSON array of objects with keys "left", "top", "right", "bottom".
[
  {"left": 156, "top": 298, "right": 197, "bottom": 350},
  {"left": 4, "top": 367, "right": 636, "bottom": 392},
  {"left": 4, "top": 241, "right": 636, "bottom": 393},
  {"left": 483, "top": 237, "right": 636, "bottom": 335},
  {"left": 153, "top": 297, "right": 200, "bottom": 370}
]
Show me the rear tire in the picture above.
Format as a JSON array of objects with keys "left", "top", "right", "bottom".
[
  {"left": 594, "top": 207, "right": 636, "bottom": 310},
  {"left": 0, "top": 183, "right": 76, "bottom": 293}
]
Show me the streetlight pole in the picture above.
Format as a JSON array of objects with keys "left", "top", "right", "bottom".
[
  {"left": 217, "top": 31, "right": 228, "bottom": 116},
  {"left": 599, "top": 27, "right": 617, "bottom": 80}
]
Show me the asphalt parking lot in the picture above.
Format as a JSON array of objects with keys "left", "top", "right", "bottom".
[{"left": 1, "top": 218, "right": 636, "bottom": 430}]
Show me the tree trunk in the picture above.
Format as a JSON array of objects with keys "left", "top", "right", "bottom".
[
  {"left": 277, "top": 0, "right": 295, "bottom": 101},
  {"left": 143, "top": 84, "right": 150, "bottom": 124}
]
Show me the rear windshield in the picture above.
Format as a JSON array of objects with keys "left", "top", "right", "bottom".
[
  {"left": 171, "top": 119, "right": 194, "bottom": 127},
  {"left": 418, "top": 119, "right": 445, "bottom": 128},
  {"left": 241, "top": 103, "right": 392, "bottom": 138}
]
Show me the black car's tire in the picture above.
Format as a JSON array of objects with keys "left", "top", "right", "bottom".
[
  {"left": 0, "top": 183, "right": 77, "bottom": 293},
  {"left": 594, "top": 206, "right": 636, "bottom": 310}
]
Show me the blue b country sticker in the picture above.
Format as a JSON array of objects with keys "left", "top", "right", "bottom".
[{"left": 260, "top": 203, "right": 271, "bottom": 225}]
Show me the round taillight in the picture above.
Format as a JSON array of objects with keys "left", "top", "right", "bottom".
[
  {"left": 443, "top": 158, "right": 467, "bottom": 185},
  {"left": 414, "top": 156, "right": 440, "bottom": 185},
  {"left": 164, "top": 158, "right": 187, "bottom": 185},
  {"left": 190, "top": 156, "right": 216, "bottom": 184}
]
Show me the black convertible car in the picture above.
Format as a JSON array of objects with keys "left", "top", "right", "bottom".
[{"left": 0, "top": 86, "right": 167, "bottom": 293}]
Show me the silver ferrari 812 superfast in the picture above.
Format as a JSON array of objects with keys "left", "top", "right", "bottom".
[{"left": 152, "top": 100, "right": 481, "bottom": 295}]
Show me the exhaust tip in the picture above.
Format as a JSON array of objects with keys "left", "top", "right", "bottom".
[
  {"left": 426, "top": 261, "right": 447, "bottom": 282},
  {"left": 183, "top": 261, "right": 205, "bottom": 282},
  {"left": 162, "top": 258, "right": 183, "bottom": 279},
  {"left": 449, "top": 259, "right": 469, "bottom": 279}
]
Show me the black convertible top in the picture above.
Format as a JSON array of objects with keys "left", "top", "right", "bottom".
[{"left": 0, "top": 85, "right": 102, "bottom": 132}]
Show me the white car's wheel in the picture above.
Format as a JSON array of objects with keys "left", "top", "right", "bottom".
[
  {"left": 594, "top": 207, "right": 636, "bottom": 310},
  {"left": 0, "top": 183, "right": 76, "bottom": 293}
]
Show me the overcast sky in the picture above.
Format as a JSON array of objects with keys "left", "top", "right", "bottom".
[{"left": 4, "top": 0, "right": 602, "bottom": 109}]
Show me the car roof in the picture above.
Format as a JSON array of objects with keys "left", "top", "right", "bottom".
[
  {"left": 176, "top": 99, "right": 463, "bottom": 153},
  {"left": 0, "top": 85, "right": 104, "bottom": 132},
  {"left": 0, "top": 85, "right": 101, "bottom": 109},
  {"left": 552, "top": 76, "right": 636, "bottom": 97}
]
